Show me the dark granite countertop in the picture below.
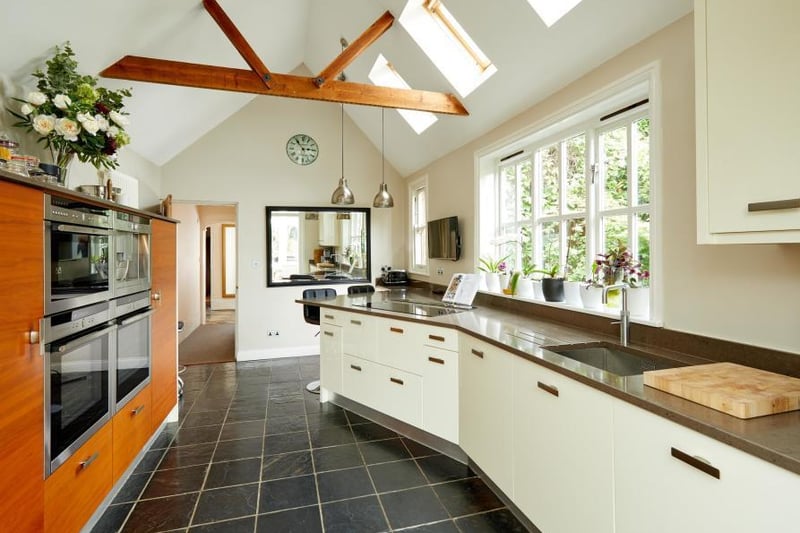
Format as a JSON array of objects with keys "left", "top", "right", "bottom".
[{"left": 299, "top": 288, "right": 800, "bottom": 476}]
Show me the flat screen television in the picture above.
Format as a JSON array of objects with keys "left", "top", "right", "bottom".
[{"left": 427, "top": 216, "right": 461, "bottom": 261}]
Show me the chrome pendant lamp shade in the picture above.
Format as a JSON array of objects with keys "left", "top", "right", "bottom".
[
  {"left": 373, "top": 107, "right": 394, "bottom": 208},
  {"left": 331, "top": 103, "right": 355, "bottom": 205}
]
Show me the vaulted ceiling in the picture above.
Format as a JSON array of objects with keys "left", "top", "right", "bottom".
[{"left": 2, "top": 0, "right": 692, "bottom": 177}]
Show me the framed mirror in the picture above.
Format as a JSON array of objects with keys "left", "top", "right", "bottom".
[{"left": 266, "top": 206, "right": 371, "bottom": 287}]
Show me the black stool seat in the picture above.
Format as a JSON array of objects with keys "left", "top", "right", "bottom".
[
  {"left": 302, "top": 288, "right": 336, "bottom": 326},
  {"left": 347, "top": 284, "right": 375, "bottom": 295}
]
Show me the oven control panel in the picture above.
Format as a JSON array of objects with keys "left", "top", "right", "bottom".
[
  {"left": 43, "top": 301, "right": 112, "bottom": 344},
  {"left": 45, "top": 194, "right": 111, "bottom": 228}
]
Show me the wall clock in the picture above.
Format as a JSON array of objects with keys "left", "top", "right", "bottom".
[{"left": 286, "top": 133, "right": 319, "bottom": 165}]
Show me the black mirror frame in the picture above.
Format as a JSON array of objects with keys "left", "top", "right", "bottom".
[{"left": 265, "top": 206, "right": 371, "bottom": 287}]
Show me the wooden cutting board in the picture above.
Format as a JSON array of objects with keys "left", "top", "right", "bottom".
[{"left": 643, "top": 362, "right": 800, "bottom": 419}]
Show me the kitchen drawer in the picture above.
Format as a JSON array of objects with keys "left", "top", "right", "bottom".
[
  {"left": 45, "top": 423, "right": 113, "bottom": 533},
  {"left": 421, "top": 346, "right": 459, "bottom": 443},
  {"left": 342, "top": 354, "right": 380, "bottom": 407},
  {"left": 376, "top": 318, "right": 424, "bottom": 374},
  {"left": 421, "top": 326, "right": 458, "bottom": 352},
  {"left": 378, "top": 365, "right": 423, "bottom": 428},
  {"left": 342, "top": 312, "right": 377, "bottom": 361},
  {"left": 112, "top": 385, "right": 152, "bottom": 481},
  {"left": 320, "top": 309, "right": 342, "bottom": 326}
]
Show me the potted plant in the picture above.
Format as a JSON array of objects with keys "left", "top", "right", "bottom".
[
  {"left": 592, "top": 242, "right": 650, "bottom": 311},
  {"left": 528, "top": 264, "right": 564, "bottom": 302},
  {"left": 503, "top": 270, "right": 522, "bottom": 296},
  {"left": 478, "top": 253, "right": 510, "bottom": 293}
]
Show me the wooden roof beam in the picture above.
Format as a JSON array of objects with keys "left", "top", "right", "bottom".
[
  {"left": 100, "top": 56, "right": 469, "bottom": 115},
  {"left": 314, "top": 11, "right": 395, "bottom": 88}
]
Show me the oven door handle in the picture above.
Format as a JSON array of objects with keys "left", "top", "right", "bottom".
[
  {"left": 50, "top": 324, "right": 116, "bottom": 353},
  {"left": 54, "top": 223, "right": 110, "bottom": 236},
  {"left": 118, "top": 309, "right": 155, "bottom": 326}
]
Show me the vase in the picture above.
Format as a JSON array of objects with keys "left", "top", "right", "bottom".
[
  {"left": 541, "top": 278, "right": 565, "bottom": 302},
  {"left": 478, "top": 272, "right": 488, "bottom": 291},
  {"left": 56, "top": 152, "right": 75, "bottom": 188},
  {"left": 563, "top": 281, "right": 582, "bottom": 306},
  {"left": 532, "top": 280, "right": 544, "bottom": 300},
  {"left": 627, "top": 287, "right": 650, "bottom": 317},
  {"left": 580, "top": 285, "right": 603, "bottom": 308},
  {"left": 485, "top": 272, "right": 501, "bottom": 293},
  {"left": 515, "top": 278, "right": 534, "bottom": 299}
]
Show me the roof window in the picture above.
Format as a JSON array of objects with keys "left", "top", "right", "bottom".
[
  {"left": 524, "top": 0, "right": 583, "bottom": 27},
  {"left": 369, "top": 54, "right": 438, "bottom": 134}
]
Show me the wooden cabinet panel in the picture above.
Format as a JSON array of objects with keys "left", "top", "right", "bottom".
[
  {"left": 150, "top": 219, "right": 178, "bottom": 431},
  {"left": 112, "top": 385, "right": 152, "bottom": 481},
  {"left": 45, "top": 423, "right": 113, "bottom": 533},
  {"left": 0, "top": 182, "right": 44, "bottom": 532}
]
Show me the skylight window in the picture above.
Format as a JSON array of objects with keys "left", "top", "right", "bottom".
[
  {"left": 369, "top": 54, "right": 438, "bottom": 134},
  {"left": 399, "top": 0, "right": 497, "bottom": 97},
  {"left": 524, "top": 0, "right": 583, "bottom": 27}
]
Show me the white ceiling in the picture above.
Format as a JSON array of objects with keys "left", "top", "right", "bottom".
[{"left": 1, "top": 0, "right": 692, "bottom": 177}]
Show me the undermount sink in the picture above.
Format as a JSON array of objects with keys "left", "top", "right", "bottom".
[{"left": 543, "top": 342, "right": 685, "bottom": 376}]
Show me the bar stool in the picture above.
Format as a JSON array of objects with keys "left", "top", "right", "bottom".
[
  {"left": 302, "top": 288, "right": 336, "bottom": 393},
  {"left": 347, "top": 284, "right": 375, "bottom": 295}
]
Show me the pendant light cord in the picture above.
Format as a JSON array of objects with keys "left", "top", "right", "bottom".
[
  {"left": 340, "top": 102, "right": 344, "bottom": 178},
  {"left": 381, "top": 107, "right": 385, "bottom": 185}
]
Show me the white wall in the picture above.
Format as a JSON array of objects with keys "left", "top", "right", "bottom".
[
  {"left": 198, "top": 205, "right": 237, "bottom": 311},
  {"left": 162, "top": 94, "right": 406, "bottom": 359},
  {"left": 408, "top": 14, "right": 800, "bottom": 355},
  {"left": 172, "top": 203, "right": 202, "bottom": 342}
]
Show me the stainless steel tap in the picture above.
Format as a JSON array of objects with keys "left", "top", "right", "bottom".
[{"left": 602, "top": 283, "right": 629, "bottom": 346}]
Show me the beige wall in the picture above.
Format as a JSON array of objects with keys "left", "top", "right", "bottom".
[
  {"left": 173, "top": 203, "right": 202, "bottom": 342},
  {"left": 408, "top": 14, "right": 800, "bottom": 355},
  {"left": 162, "top": 94, "right": 406, "bottom": 359}
]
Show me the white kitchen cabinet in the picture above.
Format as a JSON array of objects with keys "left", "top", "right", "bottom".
[
  {"left": 459, "top": 336, "right": 514, "bottom": 497},
  {"left": 375, "top": 318, "right": 424, "bottom": 374},
  {"left": 342, "top": 313, "right": 376, "bottom": 361},
  {"left": 320, "top": 323, "right": 342, "bottom": 397},
  {"left": 318, "top": 212, "right": 340, "bottom": 246},
  {"left": 421, "top": 345, "right": 459, "bottom": 443},
  {"left": 614, "top": 399, "right": 800, "bottom": 533},
  {"left": 377, "top": 365, "right": 423, "bottom": 427},
  {"left": 696, "top": 0, "right": 800, "bottom": 243},
  {"left": 512, "top": 357, "right": 613, "bottom": 533},
  {"left": 342, "top": 354, "right": 379, "bottom": 407}
]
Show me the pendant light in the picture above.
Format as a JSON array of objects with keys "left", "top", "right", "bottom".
[
  {"left": 331, "top": 102, "right": 355, "bottom": 205},
  {"left": 373, "top": 107, "right": 394, "bottom": 208}
]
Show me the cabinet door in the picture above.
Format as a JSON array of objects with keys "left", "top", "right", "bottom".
[
  {"left": 320, "top": 324, "right": 343, "bottom": 395},
  {"left": 459, "top": 337, "right": 514, "bottom": 497},
  {"left": 342, "top": 354, "right": 379, "bottom": 406},
  {"left": 150, "top": 219, "right": 178, "bottom": 431},
  {"left": 376, "top": 318, "right": 424, "bottom": 374},
  {"left": 112, "top": 385, "right": 152, "bottom": 481},
  {"left": 421, "top": 346, "right": 459, "bottom": 443},
  {"left": 0, "top": 183, "right": 44, "bottom": 532},
  {"left": 342, "top": 312, "right": 377, "bottom": 361},
  {"left": 379, "top": 365, "right": 423, "bottom": 427},
  {"left": 697, "top": 0, "right": 800, "bottom": 242},
  {"left": 614, "top": 400, "right": 800, "bottom": 533},
  {"left": 512, "top": 358, "right": 613, "bottom": 533}
]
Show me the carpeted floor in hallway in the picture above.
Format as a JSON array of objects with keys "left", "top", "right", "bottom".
[{"left": 179, "top": 323, "right": 235, "bottom": 366}]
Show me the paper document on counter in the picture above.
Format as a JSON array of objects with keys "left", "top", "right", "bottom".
[{"left": 441, "top": 273, "right": 480, "bottom": 307}]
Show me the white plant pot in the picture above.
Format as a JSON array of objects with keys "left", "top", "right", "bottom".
[
  {"left": 564, "top": 281, "right": 582, "bottom": 306},
  {"left": 478, "top": 272, "right": 488, "bottom": 291},
  {"left": 516, "top": 278, "right": 534, "bottom": 299},
  {"left": 580, "top": 285, "right": 603, "bottom": 309},
  {"left": 627, "top": 287, "right": 650, "bottom": 317},
  {"left": 532, "top": 280, "right": 544, "bottom": 301},
  {"left": 485, "top": 272, "right": 501, "bottom": 293}
]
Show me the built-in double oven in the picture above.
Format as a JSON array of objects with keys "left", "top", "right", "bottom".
[{"left": 42, "top": 194, "right": 153, "bottom": 476}]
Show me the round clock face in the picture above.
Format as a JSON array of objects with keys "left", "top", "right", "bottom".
[{"left": 286, "top": 133, "right": 319, "bottom": 165}]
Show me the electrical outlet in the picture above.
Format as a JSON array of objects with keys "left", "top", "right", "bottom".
[
  {"left": 268, "top": 330, "right": 279, "bottom": 336},
  {"left": 436, "top": 267, "right": 445, "bottom": 276}
]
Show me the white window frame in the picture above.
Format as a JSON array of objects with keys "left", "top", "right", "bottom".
[{"left": 409, "top": 175, "right": 429, "bottom": 274}]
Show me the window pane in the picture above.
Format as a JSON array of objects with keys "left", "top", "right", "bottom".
[
  {"left": 500, "top": 165, "right": 516, "bottom": 224},
  {"left": 520, "top": 160, "right": 533, "bottom": 219},
  {"left": 602, "top": 215, "right": 628, "bottom": 253},
  {"left": 500, "top": 238, "right": 517, "bottom": 271},
  {"left": 601, "top": 126, "right": 628, "bottom": 209},
  {"left": 565, "top": 217, "right": 586, "bottom": 281},
  {"left": 636, "top": 212, "right": 650, "bottom": 278},
  {"left": 540, "top": 144, "right": 560, "bottom": 216},
  {"left": 415, "top": 189, "right": 427, "bottom": 226},
  {"left": 414, "top": 228, "right": 427, "bottom": 266},
  {"left": 520, "top": 224, "right": 533, "bottom": 273},
  {"left": 565, "top": 134, "right": 586, "bottom": 213},
  {"left": 635, "top": 118, "right": 650, "bottom": 206},
  {"left": 541, "top": 221, "right": 560, "bottom": 274}
]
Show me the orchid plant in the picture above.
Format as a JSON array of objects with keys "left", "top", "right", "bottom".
[
  {"left": 478, "top": 253, "right": 511, "bottom": 274},
  {"left": 588, "top": 242, "right": 650, "bottom": 288}
]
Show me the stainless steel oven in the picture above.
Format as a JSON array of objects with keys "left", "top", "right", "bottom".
[
  {"left": 112, "top": 211, "right": 151, "bottom": 298},
  {"left": 43, "top": 301, "right": 115, "bottom": 476},
  {"left": 112, "top": 291, "right": 152, "bottom": 409},
  {"left": 45, "top": 194, "right": 112, "bottom": 314}
]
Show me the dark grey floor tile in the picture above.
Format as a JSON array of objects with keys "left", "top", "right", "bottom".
[
  {"left": 256, "top": 505, "right": 322, "bottom": 533},
  {"left": 91, "top": 503, "right": 132, "bottom": 533},
  {"left": 213, "top": 436, "right": 263, "bottom": 462},
  {"left": 369, "top": 459, "right": 428, "bottom": 493},
  {"left": 189, "top": 516, "right": 255, "bottom": 533},
  {"left": 158, "top": 443, "right": 216, "bottom": 470},
  {"left": 192, "top": 483, "right": 259, "bottom": 524},
  {"left": 313, "top": 444, "right": 364, "bottom": 472},
  {"left": 220, "top": 420, "right": 265, "bottom": 441},
  {"left": 270, "top": 371, "right": 301, "bottom": 383},
  {"left": 182, "top": 410, "right": 228, "bottom": 428},
  {"left": 321, "top": 495, "right": 389, "bottom": 533},
  {"left": 266, "top": 414, "right": 308, "bottom": 435},
  {"left": 121, "top": 492, "right": 198, "bottom": 533},
  {"left": 305, "top": 400, "right": 344, "bottom": 416},
  {"left": 141, "top": 464, "right": 208, "bottom": 499},
  {"left": 259, "top": 475, "right": 318, "bottom": 513},
  {"left": 309, "top": 424, "right": 356, "bottom": 448},
  {"left": 172, "top": 424, "right": 222, "bottom": 447},
  {"left": 454, "top": 508, "right": 528, "bottom": 532},
  {"left": 205, "top": 457, "right": 262, "bottom": 489},
  {"left": 398, "top": 520, "right": 459, "bottom": 532},
  {"left": 316, "top": 466, "right": 375, "bottom": 502},
  {"left": 416, "top": 454, "right": 474, "bottom": 484},
  {"left": 345, "top": 411, "right": 372, "bottom": 425},
  {"left": 267, "top": 399, "right": 306, "bottom": 418},
  {"left": 264, "top": 431, "right": 310, "bottom": 455},
  {"left": 190, "top": 398, "right": 233, "bottom": 413},
  {"left": 380, "top": 486, "right": 449, "bottom": 530},
  {"left": 306, "top": 410, "right": 349, "bottom": 429},
  {"left": 112, "top": 473, "right": 151, "bottom": 504},
  {"left": 351, "top": 422, "right": 396, "bottom": 442},
  {"left": 150, "top": 427, "right": 178, "bottom": 449},
  {"left": 134, "top": 449, "right": 166, "bottom": 474},
  {"left": 401, "top": 438, "right": 440, "bottom": 458},
  {"left": 226, "top": 405, "right": 266, "bottom": 423},
  {"left": 432, "top": 478, "right": 504, "bottom": 518},
  {"left": 358, "top": 438, "right": 412, "bottom": 465},
  {"left": 261, "top": 450, "right": 313, "bottom": 480}
]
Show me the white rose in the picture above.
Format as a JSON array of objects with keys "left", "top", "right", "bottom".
[
  {"left": 80, "top": 115, "right": 100, "bottom": 136},
  {"left": 107, "top": 125, "right": 119, "bottom": 137},
  {"left": 55, "top": 118, "right": 80, "bottom": 142},
  {"left": 53, "top": 94, "right": 72, "bottom": 110},
  {"left": 95, "top": 115, "right": 109, "bottom": 132},
  {"left": 25, "top": 91, "right": 47, "bottom": 106},
  {"left": 20, "top": 103, "right": 33, "bottom": 115},
  {"left": 32, "top": 114, "right": 56, "bottom": 135},
  {"left": 109, "top": 110, "right": 129, "bottom": 127}
]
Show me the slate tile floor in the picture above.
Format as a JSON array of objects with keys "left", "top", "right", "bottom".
[{"left": 92, "top": 357, "right": 528, "bottom": 533}]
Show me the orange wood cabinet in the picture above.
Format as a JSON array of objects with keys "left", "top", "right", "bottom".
[
  {"left": 150, "top": 219, "right": 178, "bottom": 431},
  {"left": 44, "top": 422, "right": 113, "bottom": 533},
  {"left": 112, "top": 385, "right": 152, "bottom": 481},
  {"left": 0, "top": 182, "right": 44, "bottom": 532}
]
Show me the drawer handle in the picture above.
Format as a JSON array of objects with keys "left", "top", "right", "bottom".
[
  {"left": 428, "top": 334, "right": 445, "bottom": 342},
  {"left": 324, "top": 314, "right": 335, "bottom": 320},
  {"left": 390, "top": 327, "right": 404, "bottom": 334},
  {"left": 80, "top": 452, "right": 100, "bottom": 470},
  {"left": 131, "top": 404, "right": 145, "bottom": 416},
  {"left": 350, "top": 319, "right": 362, "bottom": 325},
  {"left": 747, "top": 198, "right": 800, "bottom": 212},
  {"left": 390, "top": 377, "right": 404, "bottom": 385},
  {"left": 471, "top": 348, "right": 484, "bottom": 358},
  {"left": 323, "top": 331, "right": 334, "bottom": 337},
  {"left": 537, "top": 382, "right": 559, "bottom": 397},
  {"left": 671, "top": 447, "right": 720, "bottom": 479},
  {"left": 350, "top": 364, "right": 362, "bottom": 372},
  {"left": 428, "top": 356, "right": 445, "bottom": 365}
]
